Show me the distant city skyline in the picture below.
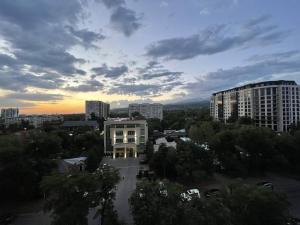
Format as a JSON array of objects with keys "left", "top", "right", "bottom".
[{"left": 0, "top": 0, "right": 300, "bottom": 114}]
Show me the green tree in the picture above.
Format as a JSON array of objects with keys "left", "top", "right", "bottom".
[
  {"left": 221, "top": 184, "right": 290, "bottom": 225},
  {"left": 150, "top": 144, "right": 177, "bottom": 179},
  {"left": 85, "top": 147, "right": 103, "bottom": 172},
  {"left": 41, "top": 167, "right": 121, "bottom": 225},
  {"left": 189, "top": 121, "right": 215, "bottom": 144},
  {"left": 130, "top": 180, "right": 183, "bottom": 225},
  {"left": 41, "top": 173, "right": 98, "bottom": 225},
  {"left": 92, "top": 166, "right": 120, "bottom": 225}
]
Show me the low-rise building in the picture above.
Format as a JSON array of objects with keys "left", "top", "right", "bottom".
[
  {"left": 21, "top": 115, "right": 63, "bottom": 128},
  {"left": 153, "top": 137, "right": 177, "bottom": 152},
  {"left": 104, "top": 118, "right": 148, "bottom": 158},
  {"left": 62, "top": 121, "right": 99, "bottom": 131}
]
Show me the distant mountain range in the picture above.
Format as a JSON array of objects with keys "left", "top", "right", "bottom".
[{"left": 110, "top": 99, "right": 210, "bottom": 113}]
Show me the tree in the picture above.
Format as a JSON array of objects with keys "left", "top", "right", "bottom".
[
  {"left": 189, "top": 121, "right": 215, "bottom": 144},
  {"left": 41, "top": 173, "right": 98, "bottom": 225},
  {"left": 41, "top": 166, "right": 121, "bottom": 225},
  {"left": 221, "top": 184, "right": 290, "bottom": 225},
  {"left": 130, "top": 181, "right": 290, "bottom": 225},
  {"left": 91, "top": 166, "right": 120, "bottom": 225},
  {"left": 0, "top": 134, "right": 56, "bottom": 201},
  {"left": 131, "top": 112, "right": 146, "bottom": 120},
  {"left": 150, "top": 144, "right": 177, "bottom": 179},
  {"left": 147, "top": 118, "right": 163, "bottom": 136},
  {"left": 176, "top": 141, "right": 214, "bottom": 182},
  {"left": 130, "top": 180, "right": 183, "bottom": 225},
  {"left": 236, "top": 126, "right": 275, "bottom": 175},
  {"left": 85, "top": 147, "right": 103, "bottom": 172}
]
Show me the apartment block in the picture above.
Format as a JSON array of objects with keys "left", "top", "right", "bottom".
[
  {"left": 85, "top": 101, "right": 110, "bottom": 120},
  {"left": 104, "top": 118, "right": 148, "bottom": 158},
  {"left": 128, "top": 103, "right": 163, "bottom": 120},
  {"left": 210, "top": 80, "right": 300, "bottom": 132},
  {"left": 1, "top": 108, "right": 19, "bottom": 119}
]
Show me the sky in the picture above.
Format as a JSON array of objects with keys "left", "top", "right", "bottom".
[{"left": 0, "top": 0, "right": 299, "bottom": 114}]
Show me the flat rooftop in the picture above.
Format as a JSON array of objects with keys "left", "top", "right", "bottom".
[{"left": 212, "top": 80, "right": 298, "bottom": 95}]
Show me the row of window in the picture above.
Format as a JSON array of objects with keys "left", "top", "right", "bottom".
[
  {"left": 115, "top": 130, "right": 136, "bottom": 136},
  {"left": 116, "top": 138, "right": 136, "bottom": 144}
]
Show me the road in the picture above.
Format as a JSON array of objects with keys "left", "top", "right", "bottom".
[{"left": 102, "top": 157, "right": 146, "bottom": 224}]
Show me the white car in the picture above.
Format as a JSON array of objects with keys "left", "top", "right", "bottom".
[
  {"left": 187, "top": 189, "right": 201, "bottom": 198},
  {"left": 180, "top": 192, "right": 192, "bottom": 201}
]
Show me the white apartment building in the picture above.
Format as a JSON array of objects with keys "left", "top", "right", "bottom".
[
  {"left": 85, "top": 101, "right": 110, "bottom": 120},
  {"left": 104, "top": 118, "right": 148, "bottom": 158},
  {"left": 0, "top": 108, "right": 20, "bottom": 126},
  {"left": 210, "top": 80, "right": 300, "bottom": 132},
  {"left": 1, "top": 108, "right": 19, "bottom": 119},
  {"left": 128, "top": 103, "right": 163, "bottom": 120}
]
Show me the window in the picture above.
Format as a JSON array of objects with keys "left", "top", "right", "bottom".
[
  {"left": 128, "top": 130, "right": 135, "bottom": 135},
  {"left": 116, "top": 139, "right": 123, "bottom": 143},
  {"left": 128, "top": 138, "right": 135, "bottom": 143},
  {"left": 116, "top": 130, "right": 123, "bottom": 136}
]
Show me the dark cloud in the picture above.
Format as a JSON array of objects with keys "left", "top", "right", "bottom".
[
  {"left": 110, "top": 6, "right": 142, "bottom": 37},
  {"left": 146, "top": 16, "right": 287, "bottom": 60},
  {"left": 98, "top": 0, "right": 142, "bottom": 36},
  {"left": 0, "top": 0, "right": 84, "bottom": 29},
  {"left": 0, "top": 0, "right": 102, "bottom": 93},
  {"left": 91, "top": 64, "right": 128, "bottom": 78},
  {"left": 99, "top": 0, "right": 125, "bottom": 9},
  {"left": 185, "top": 55, "right": 300, "bottom": 97},
  {"left": 0, "top": 70, "right": 63, "bottom": 91},
  {"left": 66, "top": 25, "right": 106, "bottom": 47},
  {"left": 65, "top": 79, "right": 104, "bottom": 92},
  {"left": 247, "top": 50, "right": 300, "bottom": 62},
  {"left": 107, "top": 81, "right": 183, "bottom": 96},
  {"left": 4, "top": 92, "right": 64, "bottom": 102},
  {"left": 137, "top": 61, "right": 183, "bottom": 81}
]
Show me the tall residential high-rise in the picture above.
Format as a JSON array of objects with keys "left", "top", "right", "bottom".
[
  {"left": 128, "top": 103, "right": 163, "bottom": 120},
  {"left": 104, "top": 118, "right": 148, "bottom": 158},
  {"left": 210, "top": 80, "right": 300, "bottom": 132},
  {"left": 85, "top": 101, "right": 110, "bottom": 120},
  {"left": 1, "top": 108, "right": 19, "bottom": 119}
]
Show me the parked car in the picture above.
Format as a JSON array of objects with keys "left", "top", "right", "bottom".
[
  {"left": 256, "top": 181, "right": 274, "bottom": 190},
  {"left": 204, "top": 188, "right": 221, "bottom": 199},
  {"left": 180, "top": 189, "right": 201, "bottom": 201},
  {"left": 187, "top": 189, "right": 201, "bottom": 198},
  {"left": 180, "top": 192, "right": 192, "bottom": 201}
]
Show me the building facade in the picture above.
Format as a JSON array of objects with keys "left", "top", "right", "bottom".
[
  {"left": 128, "top": 103, "right": 163, "bottom": 120},
  {"left": 104, "top": 118, "right": 148, "bottom": 158},
  {"left": 0, "top": 108, "right": 20, "bottom": 126},
  {"left": 21, "top": 115, "right": 63, "bottom": 128},
  {"left": 85, "top": 101, "right": 110, "bottom": 120},
  {"left": 210, "top": 80, "right": 300, "bottom": 132},
  {"left": 1, "top": 108, "right": 19, "bottom": 119}
]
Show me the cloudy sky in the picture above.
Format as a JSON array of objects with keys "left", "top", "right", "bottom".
[{"left": 0, "top": 0, "right": 299, "bottom": 114}]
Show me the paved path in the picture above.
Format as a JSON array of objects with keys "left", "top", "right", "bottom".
[{"left": 102, "top": 157, "right": 146, "bottom": 224}]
